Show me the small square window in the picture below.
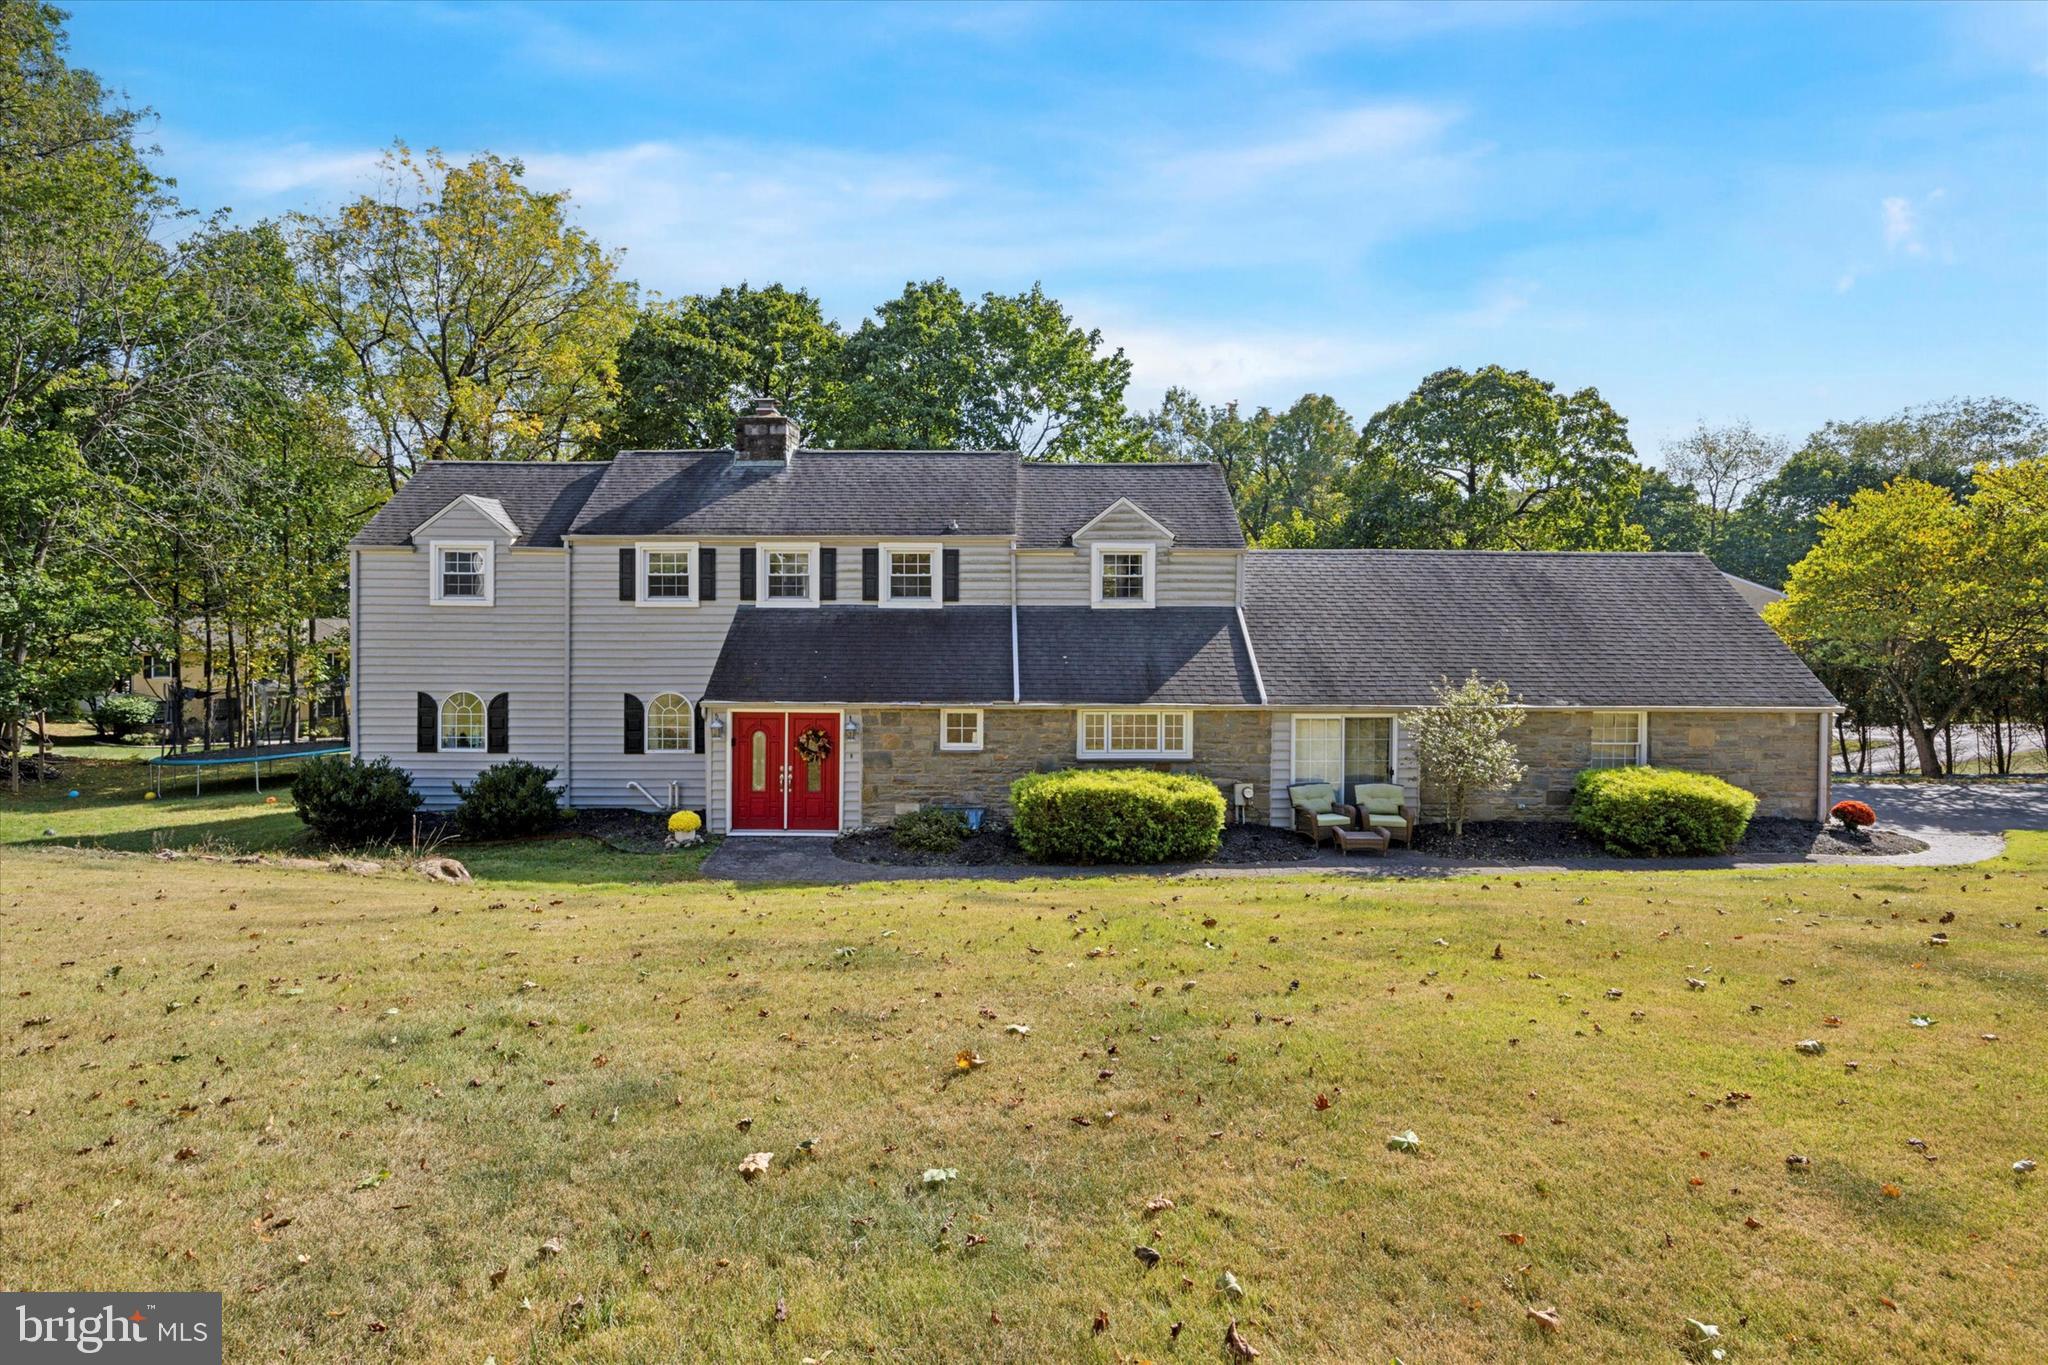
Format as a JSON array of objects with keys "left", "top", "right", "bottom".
[
  {"left": 1100, "top": 553, "right": 1146, "bottom": 599},
  {"left": 439, "top": 549, "right": 484, "bottom": 598},
  {"left": 644, "top": 549, "right": 691, "bottom": 599},
  {"left": 940, "top": 709, "right": 982, "bottom": 752},
  {"left": 891, "top": 552, "right": 933, "bottom": 599},
  {"left": 764, "top": 547, "right": 814, "bottom": 601},
  {"left": 1590, "top": 711, "right": 1645, "bottom": 767}
]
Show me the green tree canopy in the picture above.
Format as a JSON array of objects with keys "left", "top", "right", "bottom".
[
  {"left": 1340, "top": 366, "right": 1646, "bottom": 550},
  {"left": 1140, "top": 388, "right": 1358, "bottom": 544},
  {"left": 829, "top": 280, "right": 1137, "bottom": 459},
  {"left": 293, "top": 144, "right": 635, "bottom": 485},
  {"left": 604, "top": 283, "right": 843, "bottom": 451}
]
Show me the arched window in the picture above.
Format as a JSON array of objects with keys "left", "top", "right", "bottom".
[
  {"left": 440, "top": 691, "right": 485, "bottom": 751},
  {"left": 647, "top": 693, "right": 692, "bottom": 752}
]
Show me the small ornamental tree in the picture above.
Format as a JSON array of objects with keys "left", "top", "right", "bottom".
[{"left": 1408, "top": 673, "right": 1527, "bottom": 837}]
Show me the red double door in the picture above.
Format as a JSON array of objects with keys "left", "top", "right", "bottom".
[{"left": 730, "top": 712, "right": 840, "bottom": 832}]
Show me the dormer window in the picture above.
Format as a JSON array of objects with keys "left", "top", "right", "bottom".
[
  {"left": 430, "top": 541, "right": 493, "bottom": 605},
  {"left": 758, "top": 542, "right": 819, "bottom": 607},
  {"left": 636, "top": 543, "right": 698, "bottom": 605},
  {"left": 881, "top": 543, "right": 941, "bottom": 608},
  {"left": 1090, "top": 543, "right": 1155, "bottom": 608}
]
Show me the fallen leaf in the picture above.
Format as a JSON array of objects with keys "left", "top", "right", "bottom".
[
  {"left": 955, "top": 1050, "right": 986, "bottom": 1071},
  {"left": 739, "top": 1152, "right": 774, "bottom": 1180},
  {"left": 1217, "top": 1270, "right": 1245, "bottom": 1299},
  {"left": 921, "top": 1167, "right": 958, "bottom": 1185},
  {"left": 1881, "top": 1183, "right": 1902, "bottom": 1198},
  {"left": 1134, "top": 1245, "right": 1161, "bottom": 1268},
  {"left": 1387, "top": 1130, "right": 1422, "bottom": 1153},
  {"left": 537, "top": 1237, "right": 563, "bottom": 1259},
  {"left": 1092, "top": 1307, "right": 1109, "bottom": 1334},
  {"left": 1313, "top": 1092, "right": 1332, "bottom": 1112},
  {"left": 1500, "top": 1232, "right": 1527, "bottom": 1246},
  {"left": 1224, "top": 1318, "right": 1261, "bottom": 1359},
  {"left": 1527, "top": 1306, "right": 1562, "bottom": 1333}
]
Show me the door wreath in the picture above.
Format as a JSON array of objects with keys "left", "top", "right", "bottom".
[{"left": 795, "top": 725, "right": 834, "bottom": 764}]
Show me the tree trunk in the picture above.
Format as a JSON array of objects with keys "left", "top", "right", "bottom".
[
  {"left": 1906, "top": 720, "right": 1942, "bottom": 778},
  {"left": 202, "top": 603, "right": 214, "bottom": 752}
]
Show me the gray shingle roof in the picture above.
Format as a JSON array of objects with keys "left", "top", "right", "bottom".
[
  {"left": 1017, "top": 607, "right": 1263, "bottom": 705},
  {"left": 569, "top": 449, "right": 1021, "bottom": 539},
  {"left": 351, "top": 461, "right": 607, "bottom": 549},
  {"left": 1017, "top": 463, "right": 1246, "bottom": 548},
  {"left": 704, "top": 607, "right": 1014, "bottom": 704},
  {"left": 1242, "top": 551, "right": 1837, "bottom": 709}
]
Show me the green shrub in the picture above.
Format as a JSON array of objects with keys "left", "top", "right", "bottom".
[
  {"left": 1010, "top": 768, "right": 1225, "bottom": 865},
  {"left": 891, "top": 805, "right": 971, "bottom": 853},
  {"left": 291, "top": 755, "right": 422, "bottom": 847},
  {"left": 1571, "top": 765, "right": 1757, "bottom": 856},
  {"left": 451, "top": 759, "right": 561, "bottom": 841},
  {"left": 89, "top": 694, "right": 160, "bottom": 740}
]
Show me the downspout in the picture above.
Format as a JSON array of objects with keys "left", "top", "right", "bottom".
[
  {"left": 1009, "top": 542, "right": 1021, "bottom": 704},
  {"left": 1817, "top": 709, "right": 1832, "bottom": 822},
  {"left": 348, "top": 546, "right": 360, "bottom": 759},
  {"left": 562, "top": 544, "right": 574, "bottom": 796}
]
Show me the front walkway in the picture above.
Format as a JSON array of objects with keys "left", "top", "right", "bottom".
[{"left": 704, "top": 781, "right": 2042, "bottom": 884}]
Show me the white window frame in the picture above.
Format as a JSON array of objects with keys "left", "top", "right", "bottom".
[
  {"left": 939, "top": 708, "right": 983, "bottom": 752},
  {"left": 1289, "top": 714, "right": 1400, "bottom": 790},
  {"left": 1589, "top": 710, "right": 1648, "bottom": 767},
  {"left": 143, "top": 654, "right": 176, "bottom": 681},
  {"left": 439, "top": 690, "right": 487, "bottom": 752},
  {"left": 646, "top": 691, "right": 694, "bottom": 752},
  {"left": 1076, "top": 709, "right": 1192, "bottom": 760},
  {"left": 429, "top": 541, "right": 494, "bottom": 606},
  {"left": 636, "top": 542, "right": 699, "bottom": 606},
  {"left": 756, "top": 541, "right": 820, "bottom": 607},
  {"left": 880, "top": 541, "right": 943, "bottom": 609},
  {"left": 1090, "top": 542, "right": 1156, "bottom": 609}
]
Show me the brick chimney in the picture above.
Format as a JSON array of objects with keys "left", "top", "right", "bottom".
[{"left": 735, "top": 396, "right": 800, "bottom": 464}]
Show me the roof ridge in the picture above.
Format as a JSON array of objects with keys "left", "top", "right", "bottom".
[
  {"left": 414, "top": 459, "right": 613, "bottom": 469},
  {"left": 1250, "top": 548, "right": 1714, "bottom": 558}
]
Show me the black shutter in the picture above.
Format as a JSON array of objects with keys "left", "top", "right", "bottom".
[
  {"left": 693, "top": 705, "right": 706, "bottom": 754},
  {"left": 698, "top": 546, "right": 716, "bottom": 601},
  {"left": 820, "top": 547, "right": 838, "bottom": 601},
  {"left": 942, "top": 547, "right": 961, "bottom": 602},
  {"left": 738, "top": 547, "right": 756, "bottom": 601},
  {"left": 486, "top": 693, "right": 509, "bottom": 753},
  {"left": 618, "top": 547, "right": 636, "bottom": 601},
  {"left": 416, "top": 693, "right": 437, "bottom": 752},
  {"left": 623, "top": 694, "right": 644, "bottom": 754},
  {"left": 861, "top": 547, "right": 879, "bottom": 602}
]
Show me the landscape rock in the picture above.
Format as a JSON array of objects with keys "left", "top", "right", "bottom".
[
  {"left": 329, "top": 857, "right": 383, "bottom": 876},
  {"left": 417, "top": 855, "right": 471, "bottom": 884}
]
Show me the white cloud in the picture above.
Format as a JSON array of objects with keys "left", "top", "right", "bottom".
[{"left": 1882, "top": 195, "right": 1921, "bottom": 254}]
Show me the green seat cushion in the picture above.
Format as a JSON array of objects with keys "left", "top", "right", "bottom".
[
  {"left": 1366, "top": 812, "right": 1406, "bottom": 829},
  {"left": 1353, "top": 784, "right": 1402, "bottom": 815},
  {"left": 1315, "top": 812, "right": 1351, "bottom": 827},
  {"left": 1291, "top": 783, "right": 1337, "bottom": 814}
]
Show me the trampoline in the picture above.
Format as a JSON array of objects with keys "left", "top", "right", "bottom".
[{"left": 148, "top": 740, "right": 349, "bottom": 796}]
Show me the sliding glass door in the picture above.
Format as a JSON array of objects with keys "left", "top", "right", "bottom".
[{"left": 1293, "top": 716, "right": 1394, "bottom": 793}]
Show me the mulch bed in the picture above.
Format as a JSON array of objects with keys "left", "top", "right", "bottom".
[
  {"left": 839, "top": 816, "right": 1929, "bottom": 869},
  {"left": 559, "top": 807, "right": 678, "bottom": 854},
  {"left": 1412, "top": 817, "right": 1928, "bottom": 860},
  {"left": 834, "top": 820, "right": 1320, "bottom": 869}
]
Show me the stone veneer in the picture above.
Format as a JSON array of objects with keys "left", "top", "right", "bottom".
[
  {"left": 859, "top": 707, "right": 1270, "bottom": 825},
  {"left": 1444, "top": 709, "right": 1824, "bottom": 822}
]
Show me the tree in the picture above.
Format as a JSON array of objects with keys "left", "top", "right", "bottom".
[
  {"left": 1630, "top": 464, "right": 1710, "bottom": 552},
  {"left": 293, "top": 144, "right": 635, "bottom": 485},
  {"left": 1408, "top": 673, "right": 1527, "bottom": 837},
  {"left": 830, "top": 280, "right": 1138, "bottom": 459},
  {"left": 1661, "top": 420, "right": 1786, "bottom": 556},
  {"left": 1341, "top": 366, "right": 1647, "bottom": 550},
  {"left": 1766, "top": 478, "right": 1973, "bottom": 776},
  {"left": 1720, "top": 398, "right": 2043, "bottom": 587},
  {"left": 605, "top": 283, "right": 842, "bottom": 451},
  {"left": 1140, "top": 388, "right": 1357, "bottom": 543}
]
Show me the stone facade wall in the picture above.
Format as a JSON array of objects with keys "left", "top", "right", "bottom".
[
  {"left": 1445, "top": 709, "right": 1823, "bottom": 822},
  {"left": 859, "top": 707, "right": 1270, "bottom": 825}
]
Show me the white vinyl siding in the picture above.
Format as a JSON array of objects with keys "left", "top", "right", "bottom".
[
  {"left": 353, "top": 518, "right": 564, "bottom": 808},
  {"left": 1017, "top": 549, "right": 1240, "bottom": 606},
  {"left": 1077, "top": 709, "right": 1192, "bottom": 760}
]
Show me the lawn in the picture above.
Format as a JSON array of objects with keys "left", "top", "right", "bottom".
[{"left": 1, "top": 783, "right": 2043, "bottom": 1362}]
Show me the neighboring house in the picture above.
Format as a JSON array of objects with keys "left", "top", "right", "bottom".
[
  {"left": 349, "top": 400, "right": 1837, "bottom": 833},
  {"left": 131, "top": 620, "right": 350, "bottom": 736},
  {"left": 1721, "top": 572, "right": 1785, "bottom": 614}
]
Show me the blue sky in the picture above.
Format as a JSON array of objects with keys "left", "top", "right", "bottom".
[{"left": 66, "top": 0, "right": 2048, "bottom": 454}]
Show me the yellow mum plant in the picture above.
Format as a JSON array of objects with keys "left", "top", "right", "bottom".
[{"left": 667, "top": 809, "right": 702, "bottom": 835}]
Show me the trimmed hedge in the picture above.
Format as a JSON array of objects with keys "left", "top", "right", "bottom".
[
  {"left": 291, "top": 755, "right": 422, "bottom": 847},
  {"left": 1571, "top": 765, "right": 1757, "bottom": 856},
  {"left": 89, "top": 694, "right": 160, "bottom": 739},
  {"left": 1010, "top": 768, "right": 1225, "bottom": 865},
  {"left": 452, "top": 759, "right": 561, "bottom": 841}
]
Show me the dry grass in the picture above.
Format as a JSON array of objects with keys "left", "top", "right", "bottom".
[{"left": 2, "top": 832, "right": 2045, "bottom": 1362}]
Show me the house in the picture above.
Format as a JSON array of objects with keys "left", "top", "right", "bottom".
[
  {"left": 129, "top": 619, "right": 350, "bottom": 739},
  {"left": 348, "top": 400, "right": 1837, "bottom": 834}
]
